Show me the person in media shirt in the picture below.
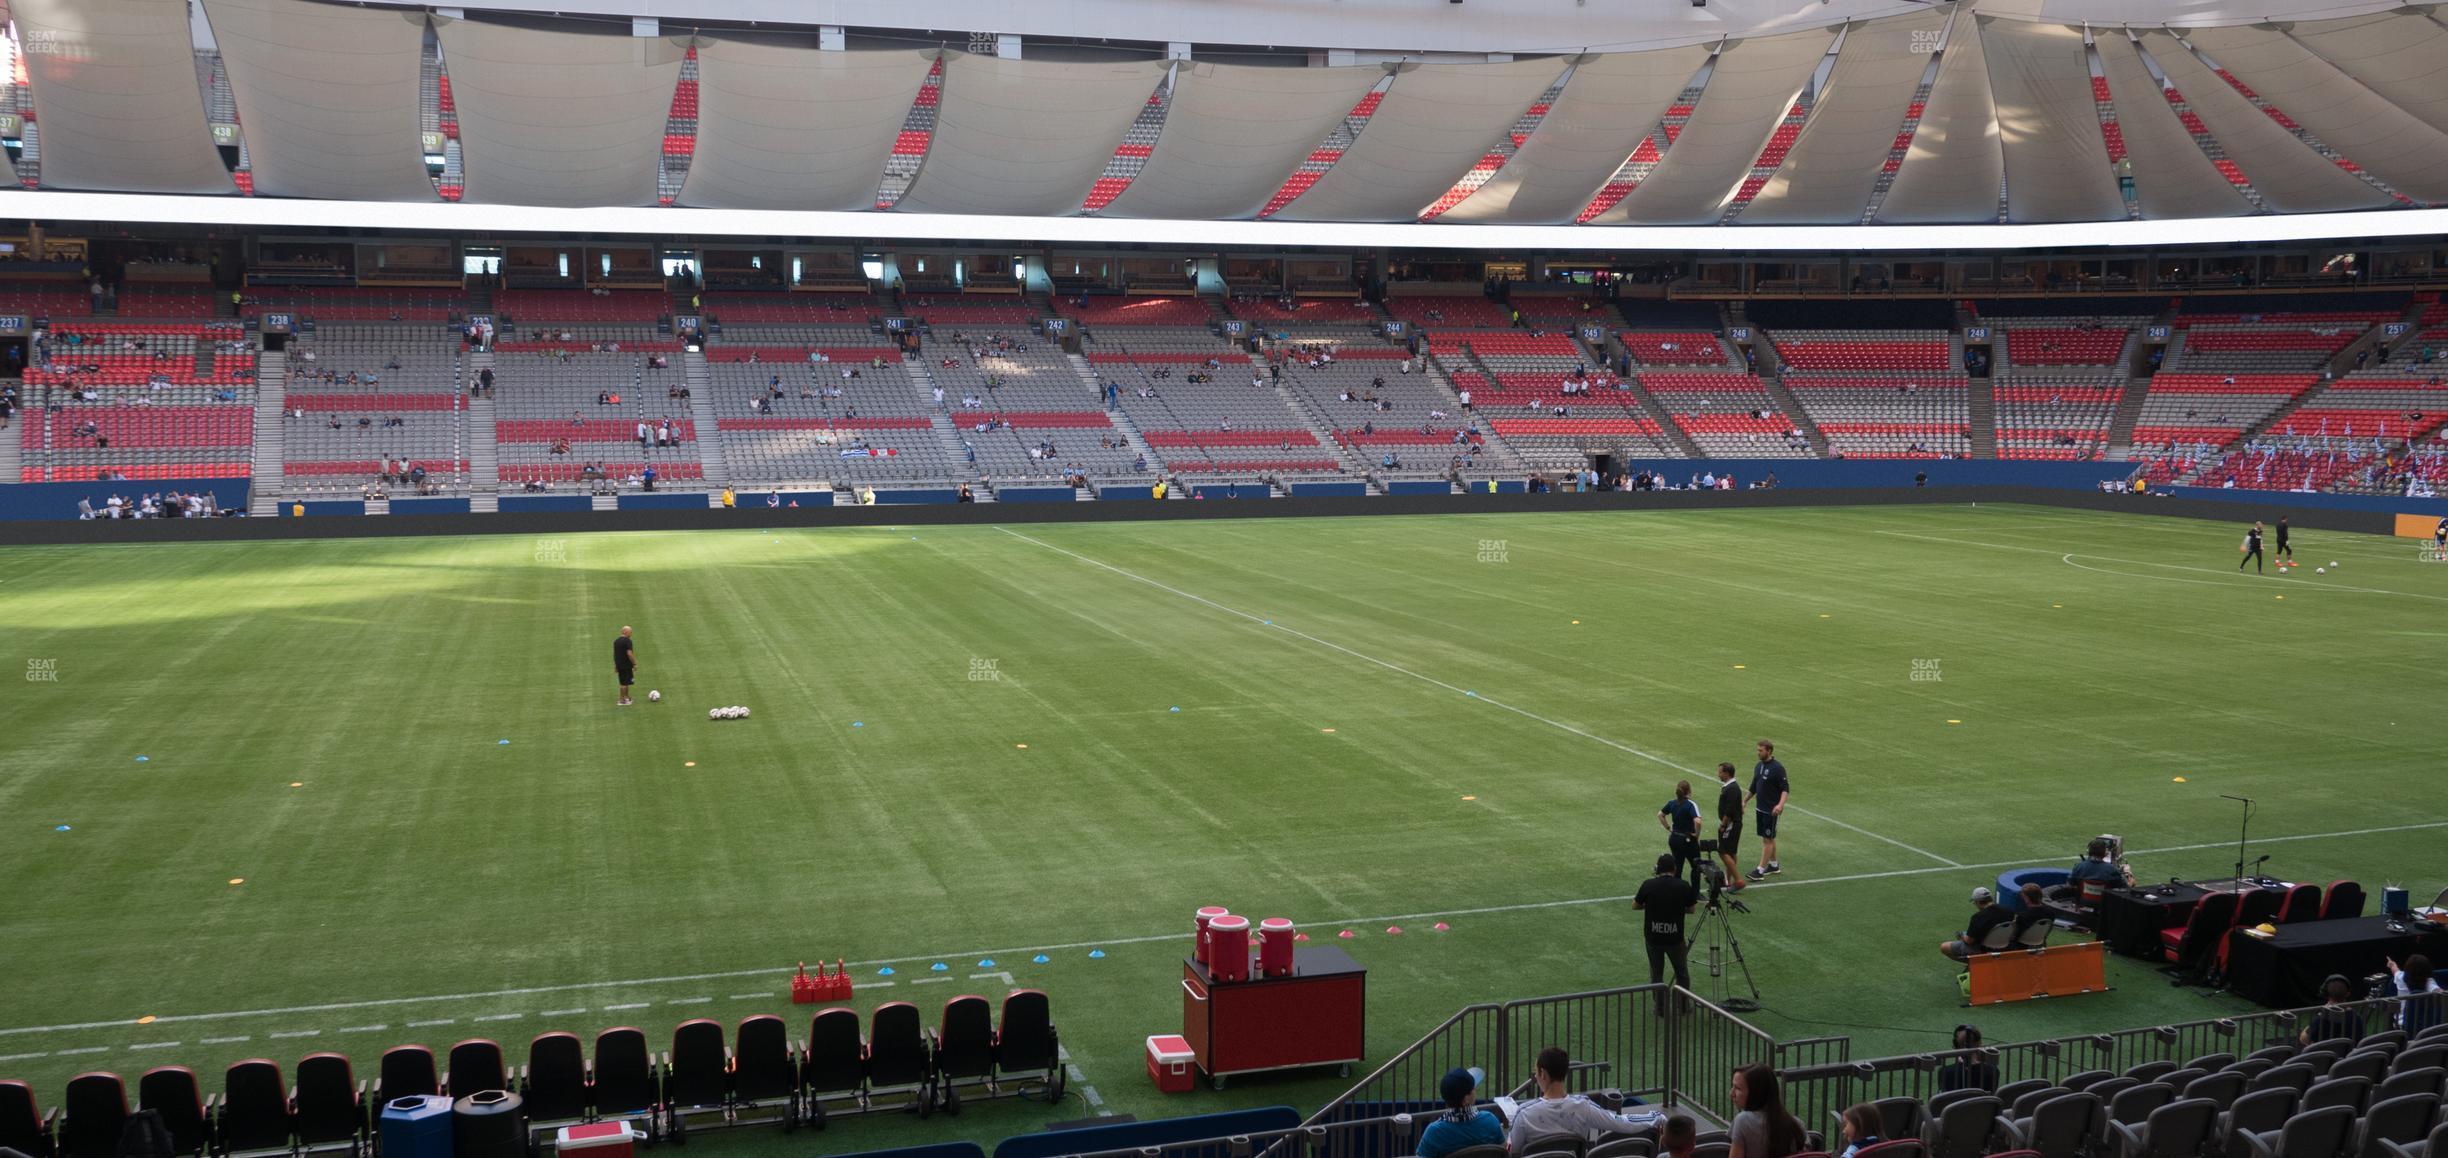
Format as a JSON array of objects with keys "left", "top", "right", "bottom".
[
  {"left": 2273, "top": 516, "right": 2294, "bottom": 566},
  {"left": 613, "top": 625, "right": 638, "bottom": 707},
  {"left": 1744, "top": 740, "right": 1789, "bottom": 882},
  {"left": 1715, "top": 762, "right": 1747, "bottom": 892},
  {"left": 2239, "top": 520, "right": 2264, "bottom": 573},
  {"left": 1633, "top": 854, "right": 1701, "bottom": 1011},
  {"left": 1658, "top": 780, "right": 1702, "bottom": 884}
]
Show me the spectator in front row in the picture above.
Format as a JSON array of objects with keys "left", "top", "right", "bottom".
[
  {"left": 1836, "top": 1103, "right": 1883, "bottom": 1158},
  {"left": 1417, "top": 1067, "right": 1504, "bottom": 1158},
  {"left": 1507, "top": 1046, "right": 1644, "bottom": 1149},
  {"left": 2387, "top": 955, "right": 2441, "bottom": 1032},
  {"left": 1728, "top": 1064, "right": 1807, "bottom": 1158},
  {"left": 1660, "top": 1116, "right": 1698, "bottom": 1158},
  {"left": 1941, "top": 887, "right": 2013, "bottom": 961},
  {"left": 2301, "top": 975, "right": 2364, "bottom": 1045}
]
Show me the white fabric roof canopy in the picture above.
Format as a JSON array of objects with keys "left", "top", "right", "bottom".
[
  {"left": 1742, "top": 12, "right": 1945, "bottom": 225},
  {"left": 1595, "top": 29, "right": 1834, "bottom": 225},
  {"left": 1875, "top": 16, "right": 2002, "bottom": 223},
  {"left": 435, "top": 18, "right": 683, "bottom": 208},
  {"left": 2092, "top": 33, "right": 2250, "bottom": 219},
  {"left": 678, "top": 41, "right": 935, "bottom": 212},
  {"left": 12, "top": 0, "right": 232, "bottom": 195},
  {"left": 1441, "top": 48, "right": 1710, "bottom": 225},
  {"left": 1982, "top": 18, "right": 2123, "bottom": 224},
  {"left": 1275, "top": 58, "right": 1566, "bottom": 222},
  {"left": 202, "top": 0, "right": 436, "bottom": 202},
  {"left": 1103, "top": 61, "right": 1385, "bottom": 221},
  {"left": 895, "top": 53, "right": 1165, "bottom": 217},
  {"left": 2180, "top": 24, "right": 2448, "bottom": 205},
  {"left": 2133, "top": 29, "right": 2385, "bottom": 214}
]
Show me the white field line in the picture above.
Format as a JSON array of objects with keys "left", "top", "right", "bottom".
[
  {"left": 1873, "top": 529, "right": 2448, "bottom": 602},
  {"left": 2, "top": 820, "right": 2442, "bottom": 1047},
  {"left": 993, "top": 528, "right": 1961, "bottom": 867}
]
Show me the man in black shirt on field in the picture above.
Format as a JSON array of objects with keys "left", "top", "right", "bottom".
[
  {"left": 1658, "top": 780, "right": 1702, "bottom": 885},
  {"left": 2273, "top": 516, "right": 2294, "bottom": 568},
  {"left": 1744, "top": 740, "right": 1790, "bottom": 882},
  {"left": 1941, "top": 887, "right": 2014, "bottom": 961},
  {"left": 1633, "top": 854, "right": 1700, "bottom": 1012},
  {"left": 1714, "top": 762, "right": 1747, "bottom": 892},
  {"left": 2239, "top": 521, "right": 2264, "bottom": 573},
  {"left": 613, "top": 625, "right": 638, "bottom": 707}
]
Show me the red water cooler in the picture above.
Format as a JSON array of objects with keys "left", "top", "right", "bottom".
[
  {"left": 1193, "top": 906, "right": 1231, "bottom": 966},
  {"left": 1257, "top": 918, "right": 1296, "bottom": 978},
  {"left": 1206, "top": 915, "right": 1251, "bottom": 982}
]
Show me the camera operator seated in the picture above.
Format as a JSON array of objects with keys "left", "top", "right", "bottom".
[
  {"left": 2063, "top": 838, "right": 2127, "bottom": 905},
  {"left": 1940, "top": 886, "right": 2016, "bottom": 962}
]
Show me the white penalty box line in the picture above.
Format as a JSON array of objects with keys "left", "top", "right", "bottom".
[{"left": 990, "top": 527, "right": 1963, "bottom": 869}]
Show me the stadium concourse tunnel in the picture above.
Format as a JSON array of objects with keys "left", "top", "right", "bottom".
[{"left": 0, "top": 478, "right": 2439, "bottom": 548}]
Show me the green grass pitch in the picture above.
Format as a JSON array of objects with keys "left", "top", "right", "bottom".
[{"left": 3, "top": 503, "right": 2442, "bottom": 1154}]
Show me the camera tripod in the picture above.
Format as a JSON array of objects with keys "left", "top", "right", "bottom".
[{"left": 1688, "top": 891, "right": 1761, "bottom": 1012}]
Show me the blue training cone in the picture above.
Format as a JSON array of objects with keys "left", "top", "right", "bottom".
[
  {"left": 135, "top": 756, "right": 149, "bottom": 762},
  {"left": 978, "top": 959, "right": 996, "bottom": 968},
  {"left": 1031, "top": 954, "right": 1050, "bottom": 964},
  {"left": 879, "top": 967, "right": 896, "bottom": 976},
  {"left": 931, "top": 962, "right": 948, "bottom": 972},
  {"left": 1088, "top": 950, "right": 1106, "bottom": 959}
]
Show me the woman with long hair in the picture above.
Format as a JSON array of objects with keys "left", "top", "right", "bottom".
[{"left": 1729, "top": 1064, "right": 1808, "bottom": 1158}]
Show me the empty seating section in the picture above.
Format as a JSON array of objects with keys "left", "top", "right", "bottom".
[
  {"left": 2003, "top": 320, "right": 2128, "bottom": 367},
  {"left": 1994, "top": 384, "right": 2122, "bottom": 459},
  {"left": 19, "top": 324, "right": 257, "bottom": 482},
  {"left": 493, "top": 352, "right": 703, "bottom": 488},
  {"left": 242, "top": 287, "right": 468, "bottom": 323},
  {"left": 284, "top": 325, "right": 470, "bottom": 493},
  {"left": 1642, "top": 372, "right": 1811, "bottom": 457},
  {"left": 1, "top": 994, "right": 1061, "bottom": 1154},
  {"left": 2178, "top": 327, "right": 2358, "bottom": 369},
  {"left": 1054, "top": 296, "right": 1211, "bottom": 328},
  {"left": 705, "top": 292, "right": 877, "bottom": 325},
  {"left": 1093, "top": 338, "right": 1338, "bottom": 477},
  {"left": 908, "top": 298, "right": 1045, "bottom": 327},
  {"left": 1508, "top": 296, "right": 1618, "bottom": 322},
  {"left": 1773, "top": 331, "right": 1951, "bottom": 372},
  {"left": 1227, "top": 297, "right": 1379, "bottom": 327},
  {"left": 1621, "top": 332, "right": 1729, "bottom": 365},
  {"left": 117, "top": 286, "right": 218, "bottom": 319},
  {"left": 497, "top": 289, "right": 667, "bottom": 326},
  {"left": 0, "top": 281, "right": 94, "bottom": 318},
  {"left": 1383, "top": 296, "right": 1511, "bottom": 329},
  {"left": 933, "top": 331, "right": 1138, "bottom": 482},
  {"left": 705, "top": 348, "right": 951, "bottom": 485},
  {"left": 1273, "top": 350, "right": 1516, "bottom": 475},
  {"left": 1785, "top": 377, "right": 1971, "bottom": 458},
  {"left": 1427, "top": 332, "right": 1583, "bottom": 360},
  {"left": 2128, "top": 374, "right": 2318, "bottom": 481}
]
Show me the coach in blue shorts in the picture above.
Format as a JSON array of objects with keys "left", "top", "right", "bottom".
[{"left": 1745, "top": 739, "right": 1789, "bottom": 882}]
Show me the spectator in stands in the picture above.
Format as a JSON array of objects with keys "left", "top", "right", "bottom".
[
  {"left": 637, "top": 420, "right": 651, "bottom": 449},
  {"left": 1417, "top": 1067, "right": 1505, "bottom": 1158},
  {"left": 641, "top": 465, "right": 658, "bottom": 492},
  {"left": 2300, "top": 976, "right": 2364, "bottom": 1045},
  {"left": 1507, "top": 1047, "right": 1643, "bottom": 1149},
  {"left": 1835, "top": 1103, "right": 1883, "bottom": 1158},
  {"left": 1941, "top": 887, "right": 2013, "bottom": 961},
  {"left": 1728, "top": 1065, "right": 1807, "bottom": 1158},
  {"left": 2386, "top": 955, "right": 2441, "bottom": 1031}
]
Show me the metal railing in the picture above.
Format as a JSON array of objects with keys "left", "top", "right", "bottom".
[
  {"left": 1303, "top": 984, "right": 1773, "bottom": 1134},
  {"left": 1775, "top": 993, "right": 2431, "bottom": 1128}
]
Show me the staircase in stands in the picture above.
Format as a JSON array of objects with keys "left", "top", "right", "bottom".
[
  {"left": 1062, "top": 351, "right": 1164, "bottom": 486},
  {"left": 465, "top": 349, "right": 498, "bottom": 512},
  {"left": 246, "top": 349, "right": 289, "bottom": 514},
  {"left": 0, "top": 405, "right": 22, "bottom": 484},
  {"left": 1265, "top": 361, "right": 1379, "bottom": 486},
  {"left": 904, "top": 355, "right": 987, "bottom": 497},
  {"left": 2169, "top": 320, "right": 2393, "bottom": 485},
  {"left": 2104, "top": 322, "right": 2158, "bottom": 459},
  {"left": 1966, "top": 376, "right": 1999, "bottom": 459},
  {"left": 1623, "top": 376, "right": 1706, "bottom": 459},
  {"left": 1755, "top": 372, "right": 1830, "bottom": 458},
  {"left": 681, "top": 349, "right": 729, "bottom": 493}
]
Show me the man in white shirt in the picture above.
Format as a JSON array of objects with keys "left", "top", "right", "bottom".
[{"left": 1507, "top": 1046, "right": 1645, "bottom": 1150}]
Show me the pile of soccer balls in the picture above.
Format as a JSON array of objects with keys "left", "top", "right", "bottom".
[{"left": 709, "top": 705, "right": 752, "bottom": 721}]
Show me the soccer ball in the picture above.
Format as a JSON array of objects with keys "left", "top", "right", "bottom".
[
  {"left": 2330, "top": 561, "right": 2340, "bottom": 568},
  {"left": 647, "top": 690, "right": 660, "bottom": 702},
  {"left": 2317, "top": 567, "right": 2327, "bottom": 574}
]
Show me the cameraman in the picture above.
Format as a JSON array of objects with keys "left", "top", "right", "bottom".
[
  {"left": 1634, "top": 853, "right": 1700, "bottom": 1012},
  {"left": 1714, "top": 762, "right": 1747, "bottom": 892},
  {"left": 1659, "top": 780, "right": 1702, "bottom": 885}
]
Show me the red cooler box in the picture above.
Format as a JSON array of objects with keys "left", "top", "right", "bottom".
[
  {"left": 1146, "top": 1034, "right": 1197, "bottom": 1093},
  {"left": 556, "top": 1123, "right": 639, "bottom": 1158},
  {"left": 1181, "top": 944, "right": 1365, "bottom": 1087}
]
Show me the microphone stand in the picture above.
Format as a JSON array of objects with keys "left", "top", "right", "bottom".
[{"left": 2221, "top": 794, "right": 2255, "bottom": 892}]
